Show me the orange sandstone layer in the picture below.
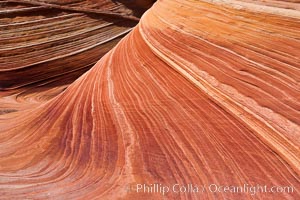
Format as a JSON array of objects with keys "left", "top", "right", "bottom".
[
  {"left": 0, "top": 0, "right": 153, "bottom": 114},
  {"left": 0, "top": 0, "right": 299, "bottom": 199}
]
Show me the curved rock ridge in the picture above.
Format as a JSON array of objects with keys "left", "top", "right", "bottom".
[
  {"left": 0, "top": 0, "right": 141, "bottom": 90},
  {"left": 0, "top": 0, "right": 153, "bottom": 114},
  {"left": 0, "top": 0, "right": 299, "bottom": 199}
]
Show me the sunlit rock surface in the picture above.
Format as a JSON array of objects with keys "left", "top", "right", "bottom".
[{"left": 0, "top": 0, "right": 299, "bottom": 199}]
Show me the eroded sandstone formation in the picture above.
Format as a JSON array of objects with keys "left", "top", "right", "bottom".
[
  {"left": 0, "top": 0, "right": 151, "bottom": 113},
  {"left": 0, "top": 0, "right": 299, "bottom": 199}
]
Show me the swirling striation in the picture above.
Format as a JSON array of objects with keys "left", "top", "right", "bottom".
[
  {"left": 0, "top": 0, "right": 299, "bottom": 199},
  {"left": 0, "top": 0, "right": 150, "bottom": 114}
]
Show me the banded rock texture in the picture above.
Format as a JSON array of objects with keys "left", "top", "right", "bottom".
[
  {"left": 0, "top": 0, "right": 300, "bottom": 199},
  {"left": 0, "top": 0, "right": 153, "bottom": 113}
]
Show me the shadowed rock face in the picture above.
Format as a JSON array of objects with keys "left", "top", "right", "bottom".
[
  {"left": 0, "top": 0, "right": 299, "bottom": 199},
  {"left": 0, "top": 0, "right": 154, "bottom": 113}
]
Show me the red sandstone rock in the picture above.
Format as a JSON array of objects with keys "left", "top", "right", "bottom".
[
  {"left": 0, "top": 0, "right": 149, "bottom": 113},
  {"left": 0, "top": 0, "right": 299, "bottom": 199}
]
